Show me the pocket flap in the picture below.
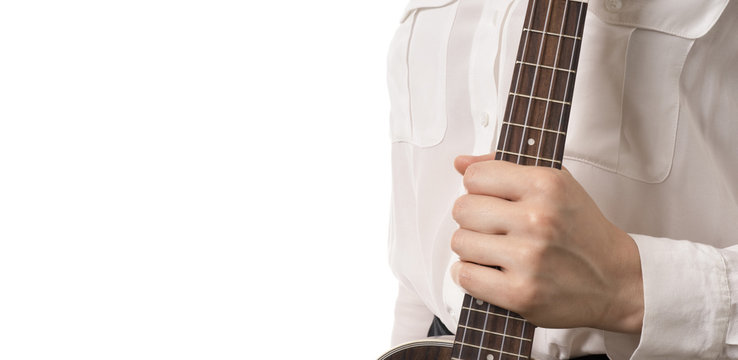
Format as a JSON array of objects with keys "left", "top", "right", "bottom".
[
  {"left": 589, "top": 0, "right": 729, "bottom": 39},
  {"left": 400, "top": 0, "right": 458, "bottom": 22}
]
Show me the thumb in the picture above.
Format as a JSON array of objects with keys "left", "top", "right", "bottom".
[{"left": 454, "top": 153, "right": 497, "bottom": 175}]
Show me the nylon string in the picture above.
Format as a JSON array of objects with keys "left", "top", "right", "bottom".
[
  {"left": 517, "top": 320, "right": 527, "bottom": 359},
  {"left": 515, "top": 0, "right": 555, "bottom": 165},
  {"left": 476, "top": 302, "right": 492, "bottom": 360},
  {"left": 470, "top": 1, "right": 583, "bottom": 359},
  {"left": 505, "top": 0, "right": 556, "bottom": 357},
  {"left": 535, "top": 0, "right": 571, "bottom": 166},
  {"left": 488, "top": 0, "right": 539, "bottom": 357},
  {"left": 499, "top": 0, "right": 538, "bottom": 163},
  {"left": 459, "top": 295, "right": 474, "bottom": 357},
  {"left": 498, "top": 308, "right": 511, "bottom": 359},
  {"left": 550, "top": 0, "right": 585, "bottom": 168}
]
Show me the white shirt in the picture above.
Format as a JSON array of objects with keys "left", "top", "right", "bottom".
[{"left": 386, "top": 0, "right": 738, "bottom": 359}]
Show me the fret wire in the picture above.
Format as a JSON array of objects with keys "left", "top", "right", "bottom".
[
  {"left": 495, "top": 150, "right": 562, "bottom": 164},
  {"left": 516, "top": 60, "right": 575, "bottom": 73},
  {"left": 509, "top": 92, "right": 571, "bottom": 105},
  {"left": 523, "top": 27, "right": 581, "bottom": 40},
  {"left": 457, "top": 324, "right": 532, "bottom": 342},
  {"left": 463, "top": 306, "right": 531, "bottom": 319},
  {"left": 502, "top": 121, "right": 567, "bottom": 136},
  {"left": 491, "top": 305, "right": 525, "bottom": 318},
  {"left": 455, "top": 341, "right": 531, "bottom": 359}
]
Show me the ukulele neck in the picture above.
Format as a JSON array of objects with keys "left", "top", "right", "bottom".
[{"left": 451, "top": 0, "right": 588, "bottom": 359}]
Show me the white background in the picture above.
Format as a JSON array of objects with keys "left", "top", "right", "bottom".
[{"left": 0, "top": 1, "right": 404, "bottom": 358}]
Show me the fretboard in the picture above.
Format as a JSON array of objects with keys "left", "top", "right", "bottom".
[{"left": 451, "top": 0, "right": 588, "bottom": 359}]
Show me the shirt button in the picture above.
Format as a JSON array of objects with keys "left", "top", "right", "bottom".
[
  {"left": 605, "top": 0, "right": 622, "bottom": 12},
  {"left": 481, "top": 112, "right": 490, "bottom": 127}
]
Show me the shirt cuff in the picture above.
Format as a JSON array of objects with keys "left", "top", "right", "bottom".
[{"left": 604, "top": 234, "right": 731, "bottom": 360}]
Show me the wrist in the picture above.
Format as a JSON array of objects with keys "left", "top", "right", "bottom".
[{"left": 602, "top": 228, "right": 644, "bottom": 334}]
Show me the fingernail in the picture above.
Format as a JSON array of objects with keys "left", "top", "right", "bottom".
[
  {"left": 457, "top": 155, "right": 474, "bottom": 161},
  {"left": 450, "top": 262, "right": 463, "bottom": 285}
]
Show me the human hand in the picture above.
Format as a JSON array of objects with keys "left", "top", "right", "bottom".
[{"left": 450, "top": 154, "right": 644, "bottom": 334}]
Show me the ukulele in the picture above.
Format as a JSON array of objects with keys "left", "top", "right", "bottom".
[{"left": 379, "top": 0, "right": 588, "bottom": 358}]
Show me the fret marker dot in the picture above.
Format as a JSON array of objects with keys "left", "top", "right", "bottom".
[
  {"left": 476, "top": 299, "right": 484, "bottom": 306},
  {"left": 528, "top": 138, "right": 535, "bottom": 146},
  {"left": 487, "top": 354, "right": 495, "bottom": 360}
]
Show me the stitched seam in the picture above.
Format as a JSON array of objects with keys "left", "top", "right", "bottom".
[
  {"left": 406, "top": 10, "right": 418, "bottom": 143},
  {"left": 717, "top": 251, "right": 732, "bottom": 359}
]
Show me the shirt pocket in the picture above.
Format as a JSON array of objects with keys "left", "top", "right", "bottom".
[
  {"left": 564, "top": 0, "right": 728, "bottom": 183},
  {"left": 387, "top": 0, "right": 459, "bottom": 147}
]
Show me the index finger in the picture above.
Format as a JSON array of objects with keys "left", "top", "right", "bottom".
[{"left": 462, "top": 160, "right": 551, "bottom": 201}]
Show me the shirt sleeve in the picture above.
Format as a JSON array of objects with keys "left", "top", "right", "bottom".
[
  {"left": 390, "top": 281, "right": 436, "bottom": 347},
  {"left": 603, "top": 234, "right": 738, "bottom": 360}
]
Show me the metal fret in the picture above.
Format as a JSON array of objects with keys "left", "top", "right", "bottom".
[
  {"left": 457, "top": 324, "right": 532, "bottom": 342},
  {"left": 454, "top": 341, "right": 531, "bottom": 359},
  {"left": 496, "top": 150, "right": 562, "bottom": 164},
  {"left": 510, "top": 92, "right": 571, "bottom": 105},
  {"left": 516, "top": 60, "right": 575, "bottom": 74},
  {"left": 463, "top": 306, "right": 530, "bottom": 320},
  {"left": 502, "top": 121, "right": 567, "bottom": 135},
  {"left": 523, "top": 27, "right": 582, "bottom": 40}
]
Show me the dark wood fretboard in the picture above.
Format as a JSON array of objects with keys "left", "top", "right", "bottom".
[{"left": 451, "top": 0, "right": 588, "bottom": 359}]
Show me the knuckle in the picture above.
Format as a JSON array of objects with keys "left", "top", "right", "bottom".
[
  {"left": 455, "top": 263, "right": 474, "bottom": 289},
  {"left": 532, "top": 169, "right": 566, "bottom": 195},
  {"left": 463, "top": 162, "right": 481, "bottom": 189},
  {"left": 517, "top": 240, "right": 547, "bottom": 266},
  {"left": 526, "top": 207, "right": 555, "bottom": 229},
  {"left": 525, "top": 205, "right": 562, "bottom": 239},
  {"left": 450, "top": 229, "right": 465, "bottom": 254},
  {"left": 452, "top": 195, "right": 470, "bottom": 221}
]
